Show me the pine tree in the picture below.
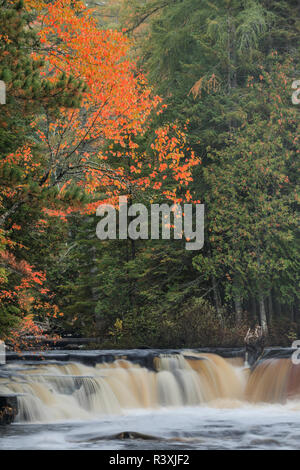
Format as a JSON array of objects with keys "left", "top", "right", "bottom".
[{"left": 193, "top": 59, "right": 300, "bottom": 334}]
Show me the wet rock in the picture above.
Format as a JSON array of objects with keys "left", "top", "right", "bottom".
[
  {"left": 260, "top": 347, "right": 296, "bottom": 361},
  {"left": 5, "top": 348, "right": 246, "bottom": 370},
  {"left": 0, "top": 395, "right": 18, "bottom": 425}
]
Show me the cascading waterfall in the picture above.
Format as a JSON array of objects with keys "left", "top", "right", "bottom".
[
  {"left": 245, "top": 358, "right": 300, "bottom": 403},
  {"left": 1, "top": 353, "right": 299, "bottom": 424}
]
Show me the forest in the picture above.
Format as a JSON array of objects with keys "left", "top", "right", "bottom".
[{"left": 0, "top": 0, "right": 299, "bottom": 350}]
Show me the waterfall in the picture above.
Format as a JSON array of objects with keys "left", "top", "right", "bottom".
[
  {"left": 245, "top": 358, "right": 300, "bottom": 403},
  {"left": 1, "top": 353, "right": 299, "bottom": 423}
]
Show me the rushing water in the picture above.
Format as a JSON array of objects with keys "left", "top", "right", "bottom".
[{"left": 1, "top": 351, "right": 300, "bottom": 450}]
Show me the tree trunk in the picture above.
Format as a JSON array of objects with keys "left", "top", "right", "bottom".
[
  {"left": 291, "top": 305, "right": 295, "bottom": 322},
  {"left": 0, "top": 201, "right": 22, "bottom": 227},
  {"left": 259, "top": 296, "right": 268, "bottom": 334},
  {"left": 275, "top": 297, "right": 282, "bottom": 317},
  {"left": 268, "top": 293, "right": 274, "bottom": 325},
  {"left": 249, "top": 296, "right": 257, "bottom": 323},
  {"left": 234, "top": 296, "right": 242, "bottom": 324},
  {"left": 212, "top": 275, "right": 222, "bottom": 321}
]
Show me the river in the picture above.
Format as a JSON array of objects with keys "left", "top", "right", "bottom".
[{"left": 1, "top": 349, "right": 300, "bottom": 450}]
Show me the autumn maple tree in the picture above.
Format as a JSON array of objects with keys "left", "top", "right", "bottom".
[{"left": 29, "top": 0, "right": 199, "bottom": 210}]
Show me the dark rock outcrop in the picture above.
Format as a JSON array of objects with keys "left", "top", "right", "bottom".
[
  {"left": 244, "top": 326, "right": 265, "bottom": 367},
  {"left": 0, "top": 395, "right": 18, "bottom": 425},
  {"left": 5, "top": 348, "right": 245, "bottom": 370}
]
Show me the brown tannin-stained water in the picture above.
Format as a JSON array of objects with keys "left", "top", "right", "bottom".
[{"left": 1, "top": 351, "right": 300, "bottom": 450}]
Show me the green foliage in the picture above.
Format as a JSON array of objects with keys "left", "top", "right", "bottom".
[
  {"left": 52, "top": 0, "right": 299, "bottom": 345},
  {"left": 0, "top": 304, "right": 21, "bottom": 337}
]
